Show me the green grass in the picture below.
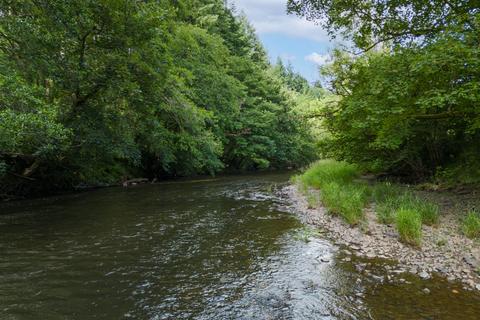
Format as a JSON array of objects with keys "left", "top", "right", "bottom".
[
  {"left": 415, "top": 200, "right": 439, "bottom": 226},
  {"left": 321, "top": 182, "right": 369, "bottom": 226},
  {"left": 373, "top": 185, "right": 439, "bottom": 226},
  {"left": 376, "top": 196, "right": 398, "bottom": 224},
  {"left": 299, "top": 160, "right": 359, "bottom": 189},
  {"left": 372, "top": 182, "right": 402, "bottom": 202},
  {"left": 462, "top": 211, "right": 480, "bottom": 239},
  {"left": 296, "top": 159, "right": 439, "bottom": 233},
  {"left": 395, "top": 208, "right": 422, "bottom": 246}
]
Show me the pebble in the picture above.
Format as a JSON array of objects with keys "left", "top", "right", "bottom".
[
  {"left": 422, "top": 288, "right": 430, "bottom": 294},
  {"left": 288, "top": 185, "right": 480, "bottom": 291}
]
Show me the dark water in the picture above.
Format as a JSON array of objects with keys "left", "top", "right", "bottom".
[{"left": 1, "top": 173, "right": 479, "bottom": 319}]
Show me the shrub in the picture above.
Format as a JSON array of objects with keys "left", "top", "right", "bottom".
[
  {"left": 396, "top": 208, "right": 422, "bottom": 246},
  {"left": 462, "top": 211, "right": 480, "bottom": 239}
]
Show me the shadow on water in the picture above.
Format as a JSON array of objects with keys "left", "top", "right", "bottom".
[{"left": 0, "top": 172, "right": 479, "bottom": 319}]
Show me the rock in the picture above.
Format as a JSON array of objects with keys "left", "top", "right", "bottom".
[
  {"left": 422, "top": 288, "right": 430, "bottom": 294},
  {"left": 476, "top": 284, "right": 480, "bottom": 291},
  {"left": 371, "top": 275, "right": 384, "bottom": 282},
  {"left": 419, "top": 271, "right": 430, "bottom": 280}
]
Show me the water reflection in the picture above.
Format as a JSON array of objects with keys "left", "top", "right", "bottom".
[{"left": 0, "top": 173, "right": 479, "bottom": 319}]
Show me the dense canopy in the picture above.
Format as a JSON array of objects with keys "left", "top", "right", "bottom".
[
  {"left": 289, "top": 0, "right": 480, "bottom": 183},
  {"left": 0, "top": 0, "right": 317, "bottom": 198}
]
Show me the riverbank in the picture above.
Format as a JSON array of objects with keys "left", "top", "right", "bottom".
[{"left": 285, "top": 183, "right": 480, "bottom": 290}]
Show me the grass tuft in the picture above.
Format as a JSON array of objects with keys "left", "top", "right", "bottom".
[
  {"left": 395, "top": 208, "right": 422, "bottom": 246},
  {"left": 462, "top": 211, "right": 480, "bottom": 239},
  {"left": 374, "top": 188, "right": 439, "bottom": 226},
  {"left": 321, "top": 182, "right": 368, "bottom": 226}
]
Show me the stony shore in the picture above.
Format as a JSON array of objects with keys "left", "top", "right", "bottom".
[{"left": 284, "top": 184, "right": 480, "bottom": 291}]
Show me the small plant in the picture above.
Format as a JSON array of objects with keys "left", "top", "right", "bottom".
[
  {"left": 376, "top": 196, "right": 398, "bottom": 224},
  {"left": 306, "top": 191, "right": 320, "bottom": 208},
  {"left": 436, "top": 238, "right": 447, "bottom": 246},
  {"left": 416, "top": 200, "right": 439, "bottom": 226},
  {"left": 372, "top": 182, "right": 402, "bottom": 202},
  {"left": 462, "top": 211, "right": 480, "bottom": 239},
  {"left": 395, "top": 208, "right": 422, "bottom": 246},
  {"left": 293, "top": 226, "right": 322, "bottom": 242}
]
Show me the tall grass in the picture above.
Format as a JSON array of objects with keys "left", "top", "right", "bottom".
[
  {"left": 373, "top": 186, "right": 439, "bottom": 226},
  {"left": 299, "top": 160, "right": 359, "bottom": 189},
  {"left": 296, "top": 160, "right": 366, "bottom": 226},
  {"left": 321, "top": 182, "right": 369, "bottom": 225},
  {"left": 396, "top": 208, "right": 422, "bottom": 246},
  {"left": 462, "top": 211, "right": 480, "bottom": 239}
]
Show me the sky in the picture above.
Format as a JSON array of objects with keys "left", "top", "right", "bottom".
[{"left": 229, "top": 0, "right": 337, "bottom": 83}]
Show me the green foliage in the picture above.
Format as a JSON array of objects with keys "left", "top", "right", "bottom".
[
  {"left": 321, "top": 182, "right": 368, "bottom": 225},
  {"left": 376, "top": 197, "right": 399, "bottom": 225},
  {"left": 288, "top": 0, "right": 480, "bottom": 182},
  {"left": 287, "top": 0, "right": 477, "bottom": 50},
  {"left": 0, "top": 0, "right": 318, "bottom": 197},
  {"left": 374, "top": 184, "right": 439, "bottom": 226},
  {"left": 396, "top": 208, "right": 422, "bottom": 246},
  {"left": 299, "top": 160, "right": 359, "bottom": 189},
  {"left": 297, "top": 160, "right": 366, "bottom": 225},
  {"left": 462, "top": 211, "right": 480, "bottom": 239}
]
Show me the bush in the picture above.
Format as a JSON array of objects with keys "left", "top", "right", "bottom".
[
  {"left": 462, "top": 211, "right": 480, "bottom": 239},
  {"left": 396, "top": 208, "right": 422, "bottom": 246},
  {"left": 322, "top": 182, "right": 368, "bottom": 225}
]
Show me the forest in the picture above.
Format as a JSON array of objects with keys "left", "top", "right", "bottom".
[
  {"left": 289, "top": 0, "right": 480, "bottom": 184},
  {"left": 1, "top": 0, "right": 479, "bottom": 199},
  {"left": 0, "top": 0, "right": 321, "bottom": 198}
]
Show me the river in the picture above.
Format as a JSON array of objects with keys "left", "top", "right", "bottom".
[{"left": 1, "top": 172, "right": 479, "bottom": 319}]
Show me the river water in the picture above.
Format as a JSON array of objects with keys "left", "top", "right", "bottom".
[{"left": 1, "top": 173, "right": 479, "bottom": 319}]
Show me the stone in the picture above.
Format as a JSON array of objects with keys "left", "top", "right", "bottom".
[
  {"left": 419, "top": 271, "right": 430, "bottom": 280},
  {"left": 422, "top": 288, "right": 431, "bottom": 294}
]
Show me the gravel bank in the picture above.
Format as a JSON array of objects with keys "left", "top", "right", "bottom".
[{"left": 284, "top": 184, "right": 480, "bottom": 290}]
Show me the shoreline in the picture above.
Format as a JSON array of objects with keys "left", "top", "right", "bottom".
[{"left": 284, "top": 184, "right": 480, "bottom": 291}]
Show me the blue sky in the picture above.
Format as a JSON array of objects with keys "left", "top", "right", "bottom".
[{"left": 229, "top": 0, "right": 337, "bottom": 82}]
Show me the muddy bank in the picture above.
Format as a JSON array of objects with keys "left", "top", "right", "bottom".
[{"left": 284, "top": 184, "right": 480, "bottom": 290}]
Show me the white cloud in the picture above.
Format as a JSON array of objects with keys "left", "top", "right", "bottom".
[
  {"left": 305, "top": 52, "right": 330, "bottom": 66},
  {"left": 229, "top": 0, "right": 330, "bottom": 43},
  {"left": 305, "top": 52, "right": 330, "bottom": 65}
]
